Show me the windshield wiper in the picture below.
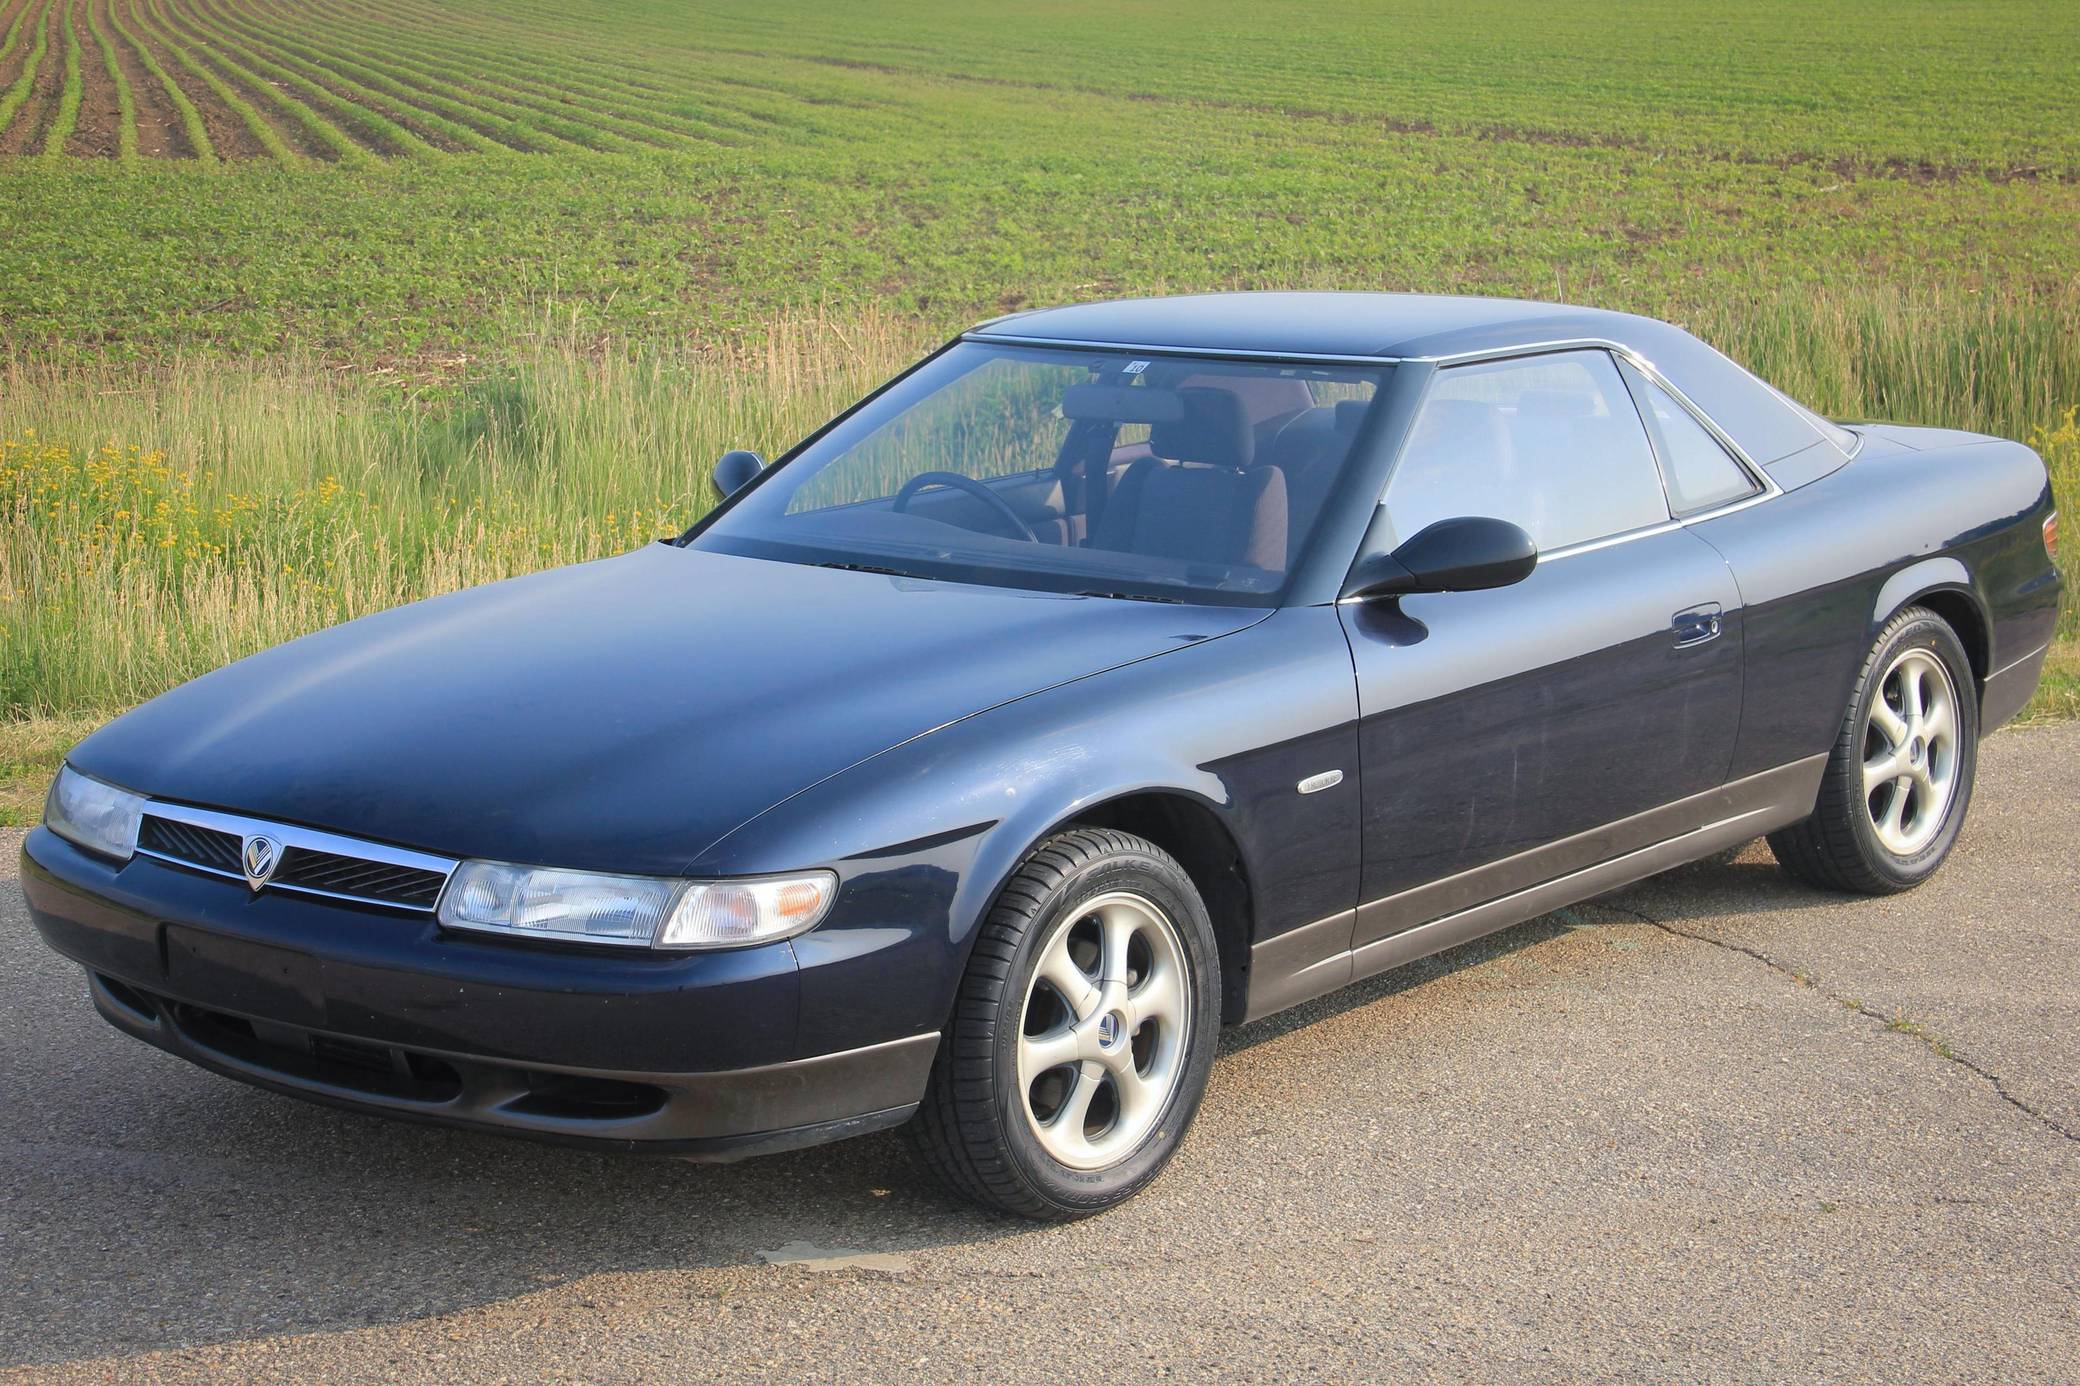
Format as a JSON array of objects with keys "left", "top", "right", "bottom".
[
  {"left": 817, "top": 560, "right": 916, "bottom": 578},
  {"left": 1073, "top": 589, "right": 1187, "bottom": 604}
]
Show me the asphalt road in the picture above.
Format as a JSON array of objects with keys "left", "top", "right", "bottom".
[{"left": 4, "top": 726, "right": 2076, "bottom": 1383}]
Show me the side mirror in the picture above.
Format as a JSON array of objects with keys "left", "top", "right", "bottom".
[
  {"left": 712, "top": 449, "right": 764, "bottom": 497},
  {"left": 1344, "top": 516, "right": 1537, "bottom": 600}
]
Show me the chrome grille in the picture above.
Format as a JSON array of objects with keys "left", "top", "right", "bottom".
[
  {"left": 138, "top": 815, "right": 242, "bottom": 873},
  {"left": 271, "top": 846, "right": 445, "bottom": 909},
  {"left": 134, "top": 803, "right": 457, "bottom": 912}
]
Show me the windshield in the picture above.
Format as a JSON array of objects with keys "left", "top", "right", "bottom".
[{"left": 690, "top": 342, "right": 1389, "bottom": 605}]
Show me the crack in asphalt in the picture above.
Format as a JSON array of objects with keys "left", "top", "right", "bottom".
[{"left": 1590, "top": 900, "right": 2080, "bottom": 1145}]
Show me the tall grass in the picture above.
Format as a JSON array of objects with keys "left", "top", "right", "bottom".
[
  {"left": 1682, "top": 281, "right": 2080, "bottom": 450},
  {"left": 1, "top": 307, "right": 937, "bottom": 714},
  {"left": 2, "top": 287, "right": 2073, "bottom": 724}
]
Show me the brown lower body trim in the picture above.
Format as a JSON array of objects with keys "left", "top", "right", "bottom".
[{"left": 1242, "top": 754, "right": 1827, "bottom": 1023}]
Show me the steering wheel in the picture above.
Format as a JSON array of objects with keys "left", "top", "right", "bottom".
[{"left": 890, "top": 471, "right": 1040, "bottom": 543}]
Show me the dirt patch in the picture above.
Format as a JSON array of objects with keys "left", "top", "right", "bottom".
[
  {"left": 102, "top": 0, "right": 187, "bottom": 155},
  {"left": 65, "top": 0, "right": 125, "bottom": 157},
  {"left": 0, "top": 0, "right": 62, "bottom": 156}
]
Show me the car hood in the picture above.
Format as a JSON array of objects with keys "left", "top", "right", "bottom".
[{"left": 71, "top": 543, "right": 1262, "bottom": 874}]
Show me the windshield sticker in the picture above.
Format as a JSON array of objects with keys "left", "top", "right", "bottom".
[{"left": 1122, "top": 360, "right": 1150, "bottom": 375}]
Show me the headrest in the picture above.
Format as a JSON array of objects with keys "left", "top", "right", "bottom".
[
  {"left": 1178, "top": 373, "right": 1315, "bottom": 425},
  {"left": 1150, "top": 387, "right": 1254, "bottom": 468}
]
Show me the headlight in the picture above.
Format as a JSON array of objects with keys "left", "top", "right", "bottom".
[
  {"left": 43, "top": 765, "right": 146, "bottom": 863},
  {"left": 437, "top": 862, "right": 836, "bottom": 950}
]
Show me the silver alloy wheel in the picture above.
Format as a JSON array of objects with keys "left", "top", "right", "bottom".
[
  {"left": 1016, "top": 890, "right": 1192, "bottom": 1170},
  {"left": 1861, "top": 646, "right": 1959, "bottom": 857}
]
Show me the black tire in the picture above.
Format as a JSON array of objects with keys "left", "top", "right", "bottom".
[
  {"left": 906, "top": 827, "right": 1221, "bottom": 1220},
  {"left": 1768, "top": 605, "right": 1979, "bottom": 894}
]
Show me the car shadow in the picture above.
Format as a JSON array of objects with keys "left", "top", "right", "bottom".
[
  {"left": 3, "top": 989, "right": 1029, "bottom": 1368},
  {"left": 1593, "top": 839, "right": 1880, "bottom": 927},
  {"left": 4, "top": 843, "right": 1849, "bottom": 1368}
]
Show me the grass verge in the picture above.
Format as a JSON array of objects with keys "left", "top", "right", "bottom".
[{"left": 1, "top": 298, "right": 2072, "bottom": 819}]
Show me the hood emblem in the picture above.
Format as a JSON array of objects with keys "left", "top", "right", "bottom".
[{"left": 241, "top": 835, "right": 282, "bottom": 892}]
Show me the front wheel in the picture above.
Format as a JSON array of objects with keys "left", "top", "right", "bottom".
[
  {"left": 1768, "top": 605, "right": 1979, "bottom": 894},
  {"left": 907, "top": 828, "right": 1220, "bottom": 1219}
]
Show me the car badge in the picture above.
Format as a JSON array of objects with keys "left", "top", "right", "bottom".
[
  {"left": 1096, "top": 1013, "right": 1122, "bottom": 1048},
  {"left": 241, "top": 835, "right": 282, "bottom": 892}
]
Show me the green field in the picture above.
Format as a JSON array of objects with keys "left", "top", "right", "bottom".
[
  {"left": 3, "top": 0, "right": 2079, "bottom": 357},
  {"left": 2, "top": 0, "right": 2077, "bottom": 816}
]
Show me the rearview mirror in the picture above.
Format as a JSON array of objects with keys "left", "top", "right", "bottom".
[
  {"left": 1343, "top": 516, "right": 1537, "bottom": 600},
  {"left": 713, "top": 449, "right": 764, "bottom": 497}
]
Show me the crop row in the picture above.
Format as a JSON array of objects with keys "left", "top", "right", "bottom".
[
  {"left": 0, "top": 0, "right": 788, "bottom": 159},
  {"left": 5, "top": 0, "right": 2078, "bottom": 172}
]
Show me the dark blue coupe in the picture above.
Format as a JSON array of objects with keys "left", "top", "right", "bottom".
[{"left": 23, "top": 294, "right": 2063, "bottom": 1217}]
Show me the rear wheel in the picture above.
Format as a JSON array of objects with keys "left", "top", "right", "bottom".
[
  {"left": 907, "top": 828, "right": 1220, "bottom": 1219},
  {"left": 1768, "top": 606, "right": 1978, "bottom": 894}
]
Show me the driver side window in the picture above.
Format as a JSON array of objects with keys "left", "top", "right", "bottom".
[{"left": 1382, "top": 351, "right": 1669, "bottom": 553}]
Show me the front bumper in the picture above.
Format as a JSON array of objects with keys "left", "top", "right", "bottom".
[{"left": 20, "top": 828, "right": 938, "bottom": 1159}]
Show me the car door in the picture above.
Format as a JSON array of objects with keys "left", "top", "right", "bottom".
[{"left": 1338, "top": 348, "right": 1746, "bottom": 947}]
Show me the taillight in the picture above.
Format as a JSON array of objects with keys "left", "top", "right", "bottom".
[{"left": 2047, "top": 511, "right": 2060, "bottom": 561}]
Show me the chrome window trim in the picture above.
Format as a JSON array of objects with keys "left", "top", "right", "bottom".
[
  {"left": 1405, "top": 337, "right": 1780, "bottom": 496},
  {"left": 1611, "top": 354, "right": 1771, "bottom": 520},
  {"left": 1419, "top": 335, "right": 1847, "bottom": 473},
  {"left": 1509, "top": 485, "right": 1781, "bottom": 564},
  {"left": 137, "top": 800, "right": 458, "bottom": 912},
  {"left": 1535, "top": 519, "right": 1684, "bottom": 563},
  {"left": 1484, "top": 485, "right": 1777, "bottom": 566},
  {"left": 1362, "top": 341, "right": 1784, "bottom": 568},
  {"left": 1332, "top": 518, "right": 1691, "bottom": 586},
  {"left": 959, "top": 332, "right": 1406, "bottom": 369}
]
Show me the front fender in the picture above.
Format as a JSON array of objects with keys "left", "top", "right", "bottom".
[{"left": 692, "top": 607, "right": 1360, "bottom": 1054}]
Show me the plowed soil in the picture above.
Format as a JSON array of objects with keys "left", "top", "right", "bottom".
[
  {"left": 100, "top": 0, "right": 191, "bottom": 157},
  {"left": 0, "top": 0, "right": 62, "bottom": 156},
  {"left": 117, "top": 0, "right": 262, "bottom": 158},
  {"left": 63, "top": 0, "right": 124, "bottom": 156}
]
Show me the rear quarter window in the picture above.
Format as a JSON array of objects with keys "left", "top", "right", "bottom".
[
  {"left": 1619, "top": 364, "right": 1761, "bottom": 515},
  {"left": 1643, "top": 328, "right": 1850, "bottom": 479}
]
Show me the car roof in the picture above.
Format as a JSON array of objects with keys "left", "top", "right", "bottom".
[
  {"left": 966, "top": 291, "right": 1678, "bottom": 362},
  {"left": 966, "top": 291, "right": 1852, "bottom": 478}
]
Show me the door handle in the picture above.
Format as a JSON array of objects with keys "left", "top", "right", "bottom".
[{"left": 1671, "top": 603, "right": 1722, "bottom": 648}]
